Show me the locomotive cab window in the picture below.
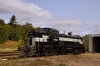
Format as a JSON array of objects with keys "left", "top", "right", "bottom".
[
  {"left": 28, "top": 32, "right": 36, "bottom": 37},
  {"left": 28, "top": 32, "right": 43, "bottom": 38},
  {"left": 37, "top": 33, "right": 42, "bottom": 37},
  {"left": 53, "top": 32, "right": 59, "bottom": 38}
]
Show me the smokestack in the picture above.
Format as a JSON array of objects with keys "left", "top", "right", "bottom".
[{"left": 68, "top": 32, "right": 72, "bottom": 35}]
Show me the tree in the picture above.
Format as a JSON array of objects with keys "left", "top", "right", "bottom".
[
  {"left": 7, "top": 15, "right": 19, "bottom": 41},
  {"left": 22, "top": 22, "right": 34, "bottom": 39},
  {"left": 0, "top": 25, "right": 11, "bottom": 44},
  {"left": 35, "top": 27, "right": 41, "bottom": 30},
  {"left": 83, "top": 35, "right": 89, "bottom": 51},
  {"left": 0, "top": 19, "right": 5, "bottom": 25},
  {"left": 8, "top": 15, "right": 17, "bottom": 26},
  {"left": 0, "top": 15, "right": 36, "bottom": 44},
  {"left": 8, "top": 25, "right": 20, "bottom": 41}
]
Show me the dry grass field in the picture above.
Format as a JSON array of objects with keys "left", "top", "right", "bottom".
[
  {"left": 0, "top": 40, "right": 18, "bottom": 48},
  {"left": 0, "top": 40, "right": 18, "bottom": 52},
  {"left": 0, "top": 53, "right": 100, "bottom": 66}
]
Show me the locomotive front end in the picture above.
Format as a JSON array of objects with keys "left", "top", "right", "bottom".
[{"left": 22, "top": 30, "right": 37, "bottom": 57}]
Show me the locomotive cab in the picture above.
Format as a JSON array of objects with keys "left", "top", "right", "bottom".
[{"left": 22, "top": 28, "right": 60, "bottom": 56}]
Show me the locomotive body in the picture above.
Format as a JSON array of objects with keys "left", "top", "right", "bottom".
[{"left": 22, "top": 28, "right": 85, "bottom": 56}]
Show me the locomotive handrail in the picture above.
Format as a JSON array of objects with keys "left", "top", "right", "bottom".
[{"left": 38, "top": 39, "right": 40, "bottom": 51}]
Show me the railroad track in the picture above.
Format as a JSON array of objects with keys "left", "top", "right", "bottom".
[
  {"left": 0, "top": 51, "right": 22, "bottom": 60},
  {"left": 0, "top": 51, "right": 21, "bottom": 57}
]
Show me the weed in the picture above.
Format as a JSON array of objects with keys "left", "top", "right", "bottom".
[
  {"left": 75, "top": 60, "right": 78, "bottom": 63},
  {"left": 59, "top": 63, "right": 66, "bottom": 66}
]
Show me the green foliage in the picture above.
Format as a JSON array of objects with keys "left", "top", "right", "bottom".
[
  {"left": 35, "top": 27, "right": 41, "bottom": 30},
  {"left": 8, "top": 15, "right": 16, "bottom": 26},
  {"left": 17, "top": 39, "right": 23, "bottom": 51},
  {"left": 0, "top": 15, "right": 35, "bottom": 44},
  {"left": 22, "top": 22, "right": 34, "bottom": 39},
  {"left": 0, "top": 25, "right": 11, "bottom": 44},
  {"left": 0, "top": 19, "right": 5, "bottom": 25},
  {"left": 83, "top": 35, "right": 89, "bottom": 51}
]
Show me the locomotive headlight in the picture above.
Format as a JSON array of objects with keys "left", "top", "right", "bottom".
[
  {"left": 22, "top": 46, "right": 24, "bottom": 48},
  {"left": 31, "top": 46, "right": 33, "bottom": 48}
]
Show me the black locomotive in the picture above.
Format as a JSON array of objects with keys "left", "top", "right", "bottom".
[{"left": 22, "top": 28, "right": 85, "bottom": 56}]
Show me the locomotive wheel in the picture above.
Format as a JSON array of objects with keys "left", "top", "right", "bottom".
[
  {"left": 78, "top": 50, "right": 82, "bottom": 54},
  {"left": 48, "top": 49, "right": 54, "bottom": 56},
  {"left": 37, "top": 52, "right": 41, "bottom": 57},
  {"left": 53, "top": 50, "right": 57, "bottom": 55},
  {"left": 21, "top": 52, "right": 27, "bottom": 57},
  {"left": 40, "top": 49, "right": 54, "bottom": 56},
  {"left": 61, "top": 48, "right": 66, "bottom": 54},
  {"left": 45, "top": 50, "right": 49, "bottom": 56},
  {"left": 41, "top": 50, "right": 48, "bottom": 56},
  {"left": 74, "top": 49, "right": 78, "bottom": 55}
]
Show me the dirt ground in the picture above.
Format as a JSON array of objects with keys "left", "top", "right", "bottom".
[{"left": 0, "top": 53, "right": 100, "bottom": 66}]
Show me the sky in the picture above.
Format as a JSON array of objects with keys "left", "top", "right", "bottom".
[{"left": 0, "top": 0, "right": 100, "bottom": 36}]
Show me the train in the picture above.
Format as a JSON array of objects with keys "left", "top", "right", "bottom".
[{"left": 22, "top": 28, "right": 85, "bottom": 57}]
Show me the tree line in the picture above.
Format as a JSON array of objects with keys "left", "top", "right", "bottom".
[{"left": 0, "top": 15, "right": 40, "bottom": 44}]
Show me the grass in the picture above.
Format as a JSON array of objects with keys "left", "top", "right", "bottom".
[
  {"left": 0, "top": 48, "right": 17, "bottom": 52},
  {"left": 0, "top": 40, "right": 18, "bottom": 48},
  {"left": 0, "top": 55, "right": 82, "bottom": 66},
  {"left": 0, "top": 53, "right": 100, "bottom": 66},
  {"left": 0, "top": 41, "right": 100, "bottom": 66},
  {"left": 59, "top": 63, "right": 66, "bottom": 66},
  {"left": 0, "top": 40, "right": 18, "bottom": 52},
  {"left": 0, "top": 58, "right": 52, "bottom": 66},
  {"left": 0, "top": 56, "right": 68, "bottom": 66}
]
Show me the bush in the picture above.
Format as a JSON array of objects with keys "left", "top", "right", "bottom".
[{"left": 17, "top": 39, "right": 23, "bottom": 51}]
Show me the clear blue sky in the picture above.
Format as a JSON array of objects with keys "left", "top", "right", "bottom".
[{"left": 0, "top": 0, "right": 100, "bottom": 35}]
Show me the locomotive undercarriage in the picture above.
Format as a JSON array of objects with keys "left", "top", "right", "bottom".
[{"left": 22, "top": 41, "right": 85, "bottom": 57}]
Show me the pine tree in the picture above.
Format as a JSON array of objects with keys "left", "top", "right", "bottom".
[{"left": 8, "top": 15, "right": 17, "bottom": 26}]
